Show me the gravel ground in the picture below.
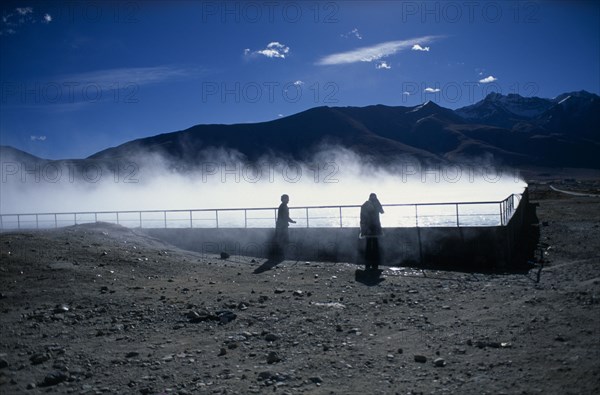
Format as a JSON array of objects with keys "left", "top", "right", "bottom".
[{"left": 0, "top": 182, "right": 599, "bottom": 395}]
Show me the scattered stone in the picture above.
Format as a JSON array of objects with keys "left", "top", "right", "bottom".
[
  {"left": 309, "top": 376, "right": 323, "bottom": 384},
  {"left": 218, "top": 348, "right": 227, "bottom": 356},
  {"left": 220, "top": 252, "right": 230, "bottom": 259},
  {"left": 257, "top": 371, "right": 273, "bottom": 381},
  {"left": 264, "top": 333, "right": 279, "bottom": 342},
  {"left": 274, "top": 289, "right": 285, "bottom": 294},
  {"left": 414, "top": 355, "right": 427, "bottom": 363},
  {"left": 0, "top": 358, "right": 8, "bottom": 369},
  {"left": 555, "top": 335, "right": 566, "bottom": 342},
  {"left": 258, "top": 295, "right": 269, "bottom": 303},
  {"left": 266, "top": 352, "right": 281, "bottom": 364},
  {"left": 293, "top": 290, "right": 304, "bottom": 297},
  {"left": 30, "top": 353, "right": 50, "bottom": 365},
  {"left": 26, "top": 383, "right": 36, "bottom": 389},
  {"left": 125, "top": 352, "right": 140, "bottom": 358},
  {"left": 434, "top": 358, "right": 446, "bottom": 367},
  {"left": 397, "top": 348, "right": 403, "bottom": 354},
  {"left": 217, "top": 310, "right": 237, "bottom": 324},
  {"left": 39, "top": 371, "right": 67, "bottom": 387}
]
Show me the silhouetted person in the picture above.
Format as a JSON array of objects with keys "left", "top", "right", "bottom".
[
  {"left": 275, "top": 194, "right": 296, "bottom": 258},
  {"left": 360, "top": 193, "right": 384, "bottom": 270}
]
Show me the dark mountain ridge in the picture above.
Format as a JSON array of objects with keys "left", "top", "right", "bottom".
[{"left": 2, "top": 90, "right": 599, "bottom": 170}]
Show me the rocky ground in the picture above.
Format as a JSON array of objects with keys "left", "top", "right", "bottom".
[{"left": 0, "top": 182, "right": 599, "bottom": 395}]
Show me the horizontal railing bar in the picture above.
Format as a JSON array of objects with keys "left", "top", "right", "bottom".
[{"left": 0, "top": 199, "right": 512, "bottom": 218}]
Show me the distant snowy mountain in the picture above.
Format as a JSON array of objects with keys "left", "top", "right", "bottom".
[{"left": 456, "top": 92, "right": 555, "bottom": 128}]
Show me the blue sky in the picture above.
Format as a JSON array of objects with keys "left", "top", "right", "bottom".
[{"left": 0, "top": 0, "right": 598, "bottom": 159}]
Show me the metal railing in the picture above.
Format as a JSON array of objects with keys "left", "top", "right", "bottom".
[{"left": 0, "top": 194, "right": 520, "bottom": 231}]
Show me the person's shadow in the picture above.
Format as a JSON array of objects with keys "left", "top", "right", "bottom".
[
  {"left": 354, "top": 268, "right": 385, "bottom": 286},
  {"left": 253, "top": 241, "right": 285, "bottom": 274},
  {"left": 253, "top": 257, "right": 284, "bottom": 274}
]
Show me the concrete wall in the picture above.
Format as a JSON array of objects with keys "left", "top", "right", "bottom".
[{"left": 144, "top": 189, "right": 535, "bottom": 271}]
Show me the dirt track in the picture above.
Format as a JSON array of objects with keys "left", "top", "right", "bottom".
[{"left": 0, "top": 183, "right": 599, "bottom": 394}]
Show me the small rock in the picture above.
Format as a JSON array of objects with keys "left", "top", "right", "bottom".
[
  {"left": 218, "top": 348, "right": 227, "bottom": 356},
  {"left": 397, "top": 348, "right": 403, "bottom": 354},
  {"left": 274, "top": 289, "right": 285, "bottom": 294},
  {"left": 434, "top": 358, "right": 446, "bottom": 367},
  {"left": 264, "top": 333, "right": 279, "bottom": 342},
  {"left": 40, "top": 371, "right": 67, "bottom": 387},
  {"left": 26, "top": 383, "right": 36, "bottom": 389},
  {"left": 220, "top": 252, "right": 230, "bottom": 259},
  {"left": 257, "top": 371, "right": 273, "bottom": 381},
  {"left": 293, "top": 290, "right": 304, "bottom": 297},
  {"left": 217, "top": 311, "right": 237, "bottom": 324},
  {"left": 414, "top": 355, "right": 427, "bottom": 363},
  {"left": 0, "top": 358, "right": 8, "bottom": 369},
  {"left": 125, "top": 352, "right": 140, "bottom": 358},
  {"left": 30, "top": 353, "right": 50, "bottom": 365},
  {"left": 309, "top": 376, "right": 323, "bottom": 384},
  {"left": 266, "top": 352, "right": 281, "bottom": 364}
]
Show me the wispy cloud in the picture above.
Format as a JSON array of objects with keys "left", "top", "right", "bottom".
[
  {"left": 341, "top": 28, "right": 362, "bottom": 40},
  {"left": 424, "top": 87, "right": 441, "bottom": 93},
  {"left": 411, "top": 44, "right": 430, "bottom": 52},
  {"left": 60, "top": 66, "right": 198, "bottom": 88},
  {"left": 1, "top": 6, "right": 52, "bottom": 35},
  {"left": 245, "top": 42, "right": 290, "bottom": 59},
  {"left": 316, "top": 35, "right": 441, "bottom": 66},
  {"left": 479, "top": 75, "right": 498, "bottom": 83},
  {"left": 376, "top": 61, "right": 391, "bottom": 70},
  {"left": 293, "top": 80, "right": 304, "bottom": 86},
  {"left": 30, "top": 135, "right": 47, "bottom": 141}
]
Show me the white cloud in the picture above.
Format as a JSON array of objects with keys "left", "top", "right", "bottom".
[
  {"left": 341, "top": 28, "right": 362, "bottom": 40},
  {"left": 278, "top": 114, "right": 284, "bottom": 117},
  {"left": 1, "top": 7, "right": 52, "bottom": 35},
  {"left": 30, "top": 135, "right": 47, "bottom": 141},
  {"left": 403, "top": 91, "right": 412, "bottom": 96},
  {"left": 293, "top": 80, "right": 304, "bottom": 86},
  {"left": 424, "top": 87, "right": 441, "bottom": 93},
  {"left": 479, "top": 75, "right": 498, "bottom": 83},
  {"left": 16, "top": 7, "right": 33, "bottom": 15},
  {"left": 411, "top": 44, "right": 430, "bottom": 52},
  {"left": 247, "top": 42, "right": 290, "bottom": 59},
  {"left": 376, "top": 61, "right": 391, "bottom": 70},
  {"left": 316, "top": 35, "right": 442, "bottom": 65},
  {"left": 61, "top": 66, "right": 198, "bottom": 88}
]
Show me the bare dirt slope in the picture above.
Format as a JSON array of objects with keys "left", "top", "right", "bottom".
[{"left": 0, "top": 183, "right": 599, "bottom": 394}]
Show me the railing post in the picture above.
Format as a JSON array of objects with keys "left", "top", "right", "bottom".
[
  {"left": 17, "top": 215, "right": 20, "bottom": 230},
  {"left": 415, "top": 205, "right": 418, "bottom": 227},
  {"left": 94, "top": 213, "right": 98, "bottom": 223},
  {"left": 189, "top": 211, "right": 193, "bottom": 229},
  {"left": 140, "top": 212, "right": 143, "bottom": 228},
  {"left": 244, "top": 210, "right": 247, "bottom": 228},
  {"left": 499, "top": 201, "right": 504, "bottom": 226},
  {"left": 36, "top": 214, "right": 39, "bottom": 229},
  {"left": 339, "top": 206, "right": 343, "bottom": 228},
  {"left": 215, "top": 210, "right": 219, "bottom": 229},
  {"left": 306, "top": 207, "right": 309, "bottom": 228},
  {"left": 54, "top": 214, "right": 57, "bottom": 229},
  {"left": 455, "top": 204, "right": 460, "bottom": 227},
  {"left": 164, "top": 211, "right": 167, "bottom": 228},
  {"left": 274, "top": 209, "right": 277, "bottom": 226},
  {"left": 74, "top": 213, "right": 77, "bottom": 225},
  {"left": 116, "top": 212, "right": 120, "bottom": 226}
]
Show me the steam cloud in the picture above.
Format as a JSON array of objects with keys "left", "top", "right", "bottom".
[{"left": 1, "top": 146, "right": 526, "bottom": 225}]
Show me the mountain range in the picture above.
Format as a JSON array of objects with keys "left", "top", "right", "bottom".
[{"left": 2, "top": 90, "right": 599, "bottom": 169}]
